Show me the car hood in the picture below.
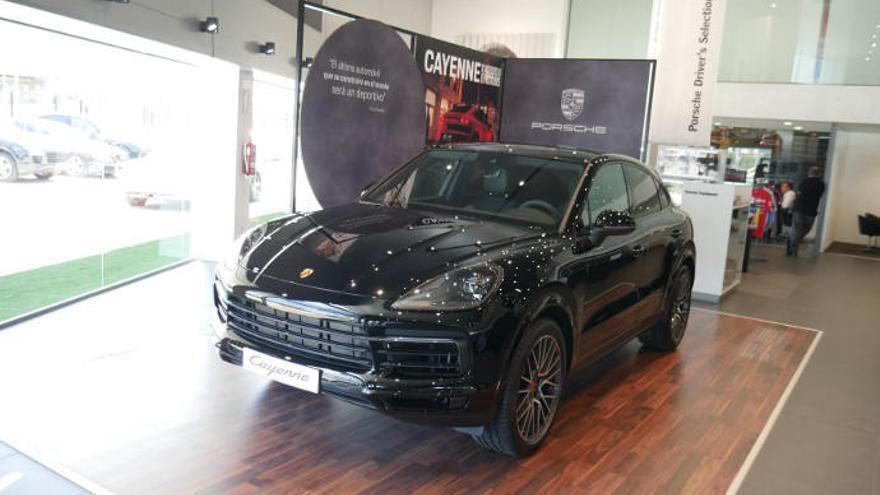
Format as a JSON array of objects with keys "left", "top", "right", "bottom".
[{"left": 241, "top": 203, "right": 544, "bottom": 298}]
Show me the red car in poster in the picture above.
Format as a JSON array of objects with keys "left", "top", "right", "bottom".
[{"left": 434, "top": 103, "right": 494, "bottom": 143}]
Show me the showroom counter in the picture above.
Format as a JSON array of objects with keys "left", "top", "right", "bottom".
[{"left": 679, "top": 182, "right": 751, "bottom": 303}]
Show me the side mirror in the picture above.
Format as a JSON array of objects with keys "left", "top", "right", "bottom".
[
  {"left": 359, "top": 181, "right": 375, "bottom": 198},
  {"left": 574, "top": 209, "right": 635, "bottom": 253},
  {"left": 594, "top": 209, "right": 636, "bottom": 236}
]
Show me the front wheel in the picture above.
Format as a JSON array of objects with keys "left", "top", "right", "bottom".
[
  {"left": 65, "top": 155, "right": 87, "bottom": 177},
  {"left": 0, "top": 151, "right": 18, "bottom": 182},
  {"left": 639, "top": 265, "right": 693, "bottom": 350},
  {"left": 472, "top": 318, "right": 566, "bottom": 457}
]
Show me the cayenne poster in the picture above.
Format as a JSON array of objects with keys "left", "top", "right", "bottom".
[{"left": 414, "top": 36, "right": 505, "bottom": 145}]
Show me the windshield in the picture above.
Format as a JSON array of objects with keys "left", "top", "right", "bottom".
[{"left": 364, "top": 149, "right": 584, "bottom": 227}]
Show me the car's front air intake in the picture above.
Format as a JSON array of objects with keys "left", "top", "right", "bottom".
[
  {"left": 376, "top": 340, "right": 463, "bottom": 378},
  {"left": 224, "top": 294, "right": 373, "bottom": 372}
]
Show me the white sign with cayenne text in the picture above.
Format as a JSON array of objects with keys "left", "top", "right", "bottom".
[
  {"left": 649, "top": 0, "right": 727, "bottom": 147},
  {"left": 242, "top": 347, "right": 321, "bottom": 393}
]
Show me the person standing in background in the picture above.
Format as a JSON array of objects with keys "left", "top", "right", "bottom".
[
  {"left": 787, "top": 167, "right": 826, "bottom": 257},
  {"left": 780, "top": 180, "right": 796, "bottom": 241}
]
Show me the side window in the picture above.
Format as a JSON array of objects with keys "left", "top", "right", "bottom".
[
  {"left": 582, "top": 163, "right": 628, "bottom": 226},
  {"left": 656, "top": 179, "right": 671, "bottom": 209},
  {"left": 624, "top": 165, "right": 661, "bottom": 217}
]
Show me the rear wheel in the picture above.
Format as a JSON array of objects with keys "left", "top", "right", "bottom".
[
  {"left": 639, "top": 265, "right": 693, "bottom": 350},
  {"left": 472, "top": 318, "right": 566, "bottom": 457},
  {"left": 0, "top": 151, "right": 18, "bottom": 182}
]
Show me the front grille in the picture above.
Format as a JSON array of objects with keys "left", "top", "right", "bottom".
[
  {"left": 376, "top": 340, "right": 463, "bottom": 378},
  {"left": 224, "top": 294, "right": 372, "bottom": 372},
  {"left": 46, "top": 152, "right": 66, "bottom": 164}
]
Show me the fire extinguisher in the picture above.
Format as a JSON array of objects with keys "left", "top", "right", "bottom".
[{"left": 242, "top": 139, "right": 257, "bottom": 176}]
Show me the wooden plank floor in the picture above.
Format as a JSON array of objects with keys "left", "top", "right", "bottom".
[{"left": 0, "top": 305, "right": 816, "bottom": 495}]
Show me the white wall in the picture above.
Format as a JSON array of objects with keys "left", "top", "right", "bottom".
[
  {"left": 824, "top": 125, "right": 880, "bottom": 246},
  {"left": 430, "top": 0, "right": 569, "bottom": 57},
  {"left": 567, "top": 0, "right": 653, "bottom": 59},
  {"left": 324, "top": 0, "right": 434, "bottom": 34},
  {"left": 6, "top": 0, "right": 300, "bottom": 77},
  {"left": 714, "top": 82, "right": 880, "bottom": 126}
]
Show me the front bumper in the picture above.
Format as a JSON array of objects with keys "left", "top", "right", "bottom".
[
  {"left": 213, "top": 321, "right": 498, "bottom": 426},
  {"left": 17, "top": 156, "right": 56, "bottom": 176}
]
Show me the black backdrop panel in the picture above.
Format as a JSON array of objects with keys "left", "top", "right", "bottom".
[
  {"left": 300, "top": 19, "right": 425, "bottom": 208},
  {"left": 499, "top": 59, "right": 654, "bottom": 159}
]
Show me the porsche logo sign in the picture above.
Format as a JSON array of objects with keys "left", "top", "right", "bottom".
[{"left": 299, "top": 268, "right": 315, "bottom": 279}]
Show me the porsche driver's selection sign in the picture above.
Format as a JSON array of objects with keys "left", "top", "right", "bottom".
[{"left": 242, "top": 347, "right": 321, "bottom": 393}]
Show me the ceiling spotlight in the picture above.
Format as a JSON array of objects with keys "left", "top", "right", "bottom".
[
  {"left": 872, "top": 42, "right": 877, "bottom": 48},
  {"left": 866, "top": 56, "right": 872, "bottom": 62},
  {"left": 259, "top": 42, "right": 276, "bottom": 55},
  {"left": 783, "top": 121, "right": 793, "bottom": 126},
  {"left": 794, "top": 126, "right": 804, "bottom": 131},
  {"left": 200, "top": 17, "right": 219, "bottom": 34},
  {"left": 714, "top": 122, "right": 722, "bottom": 126},
  {"left": 769, "top": 2, "right": 777, "bottom": 8}
]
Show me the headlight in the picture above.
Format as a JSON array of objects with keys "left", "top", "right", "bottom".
[
  {"left": 222, "top": 223, "right": 269, "bottom": 270},
  {"left": 10, "top": 144, "right": 28, "bottom": 159},
  {"left": 392, "top": 263, "right": 503, "bottom": 311}
]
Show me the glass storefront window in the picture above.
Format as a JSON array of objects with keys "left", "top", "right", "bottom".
[
  {"left": 720, "top": 0, "right": 880, "bottom": 85},
  {"left": 249, "top": 71, "right": 296, "bottom": 225},
  {"left": 0, "top": 19, "right": 228, "bottom": 323}
]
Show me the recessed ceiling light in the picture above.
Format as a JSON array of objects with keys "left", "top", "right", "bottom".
[
  {"left": 783, "top": 121, "right": 793, "bottom": 126},
  {"left": 714, "top": 122, "right": 723, "bottom": 126},
  {"left": 770, "top": 2, "right": 777, "bottom": 8},
  {"left": 794, "top": 126, "right": 804, "bottom": 131},
  {"left": 866, "top": 56, "right": 872, "bottom": 62},
  {"left": 872, "top": 42, "right": 877, "bottom": 48}
]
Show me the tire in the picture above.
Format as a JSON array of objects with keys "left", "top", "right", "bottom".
[
  {"left": 472, "top": 318, "right": 566, "bottom": 457},
  {"left": 639, "top": 265, "right": 693, "bottom": 350},
  {"left": 34, "top": 172, "right": 53, "bottom": 180},
  {"left": 0, "top": 151, "right": 18, "bottom": 182},
  {"left": 65, "top": 155, "right": 87, "bottom": 177}
]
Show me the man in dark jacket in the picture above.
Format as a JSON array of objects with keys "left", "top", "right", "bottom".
[{"left": 787, "top": 166, "right": 826, "bottom": 256}]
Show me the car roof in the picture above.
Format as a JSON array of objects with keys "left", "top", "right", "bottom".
[{"left": 437, "top": 142, "right": 650, "bottom": 168}]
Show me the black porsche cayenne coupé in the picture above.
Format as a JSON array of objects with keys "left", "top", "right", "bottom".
[{"left": 213, "top": 143, "right": 695, "bottom": 457}]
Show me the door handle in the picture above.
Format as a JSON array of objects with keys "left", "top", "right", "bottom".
[{"left": 631, "top": 244, "right": 646, "bottom": 257}]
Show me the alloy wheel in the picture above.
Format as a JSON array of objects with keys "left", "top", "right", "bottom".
[
  {"left": 669, "top": 270, "right": 692, "bottom": 342},
  {"left": 0, "top": 155, "right": 13, "bottom": 180},
  {"left": 516, "top": 334, "right": 563, "bottom": 444},
  {"left": 66, "top": 156, "right": 86, "bottom": 176}
]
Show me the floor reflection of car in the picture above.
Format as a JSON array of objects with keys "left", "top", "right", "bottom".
[
  {"left": 41, "top": 114, "right": 148, "bottom": 160},
  {"left": 213, "top": 143, "right": 696, "bottom": 457},
  {"left": 0, "top": 122, "right": 58, "bottom": 181},
  {"left": 434, "top": 103, "right": 494, "bottom": 143},
  {"left": 14, "top": 117, "right": 123, "bottom": 177}
]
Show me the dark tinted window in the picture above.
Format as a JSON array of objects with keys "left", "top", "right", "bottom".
[
  {"left": 624, "top": 165, "right": 661, "bottom": 217},
  {"left": 583, "top": 163, "right": 628, "bottom": 226},
  {"left": 365, "top": 149, "right": 583, "bottom": 227}
]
